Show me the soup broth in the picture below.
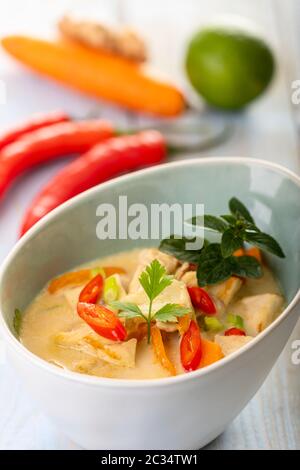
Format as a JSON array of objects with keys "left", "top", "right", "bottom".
[{"left": 20, "top": 248, "right": 284, "bottom": 380}]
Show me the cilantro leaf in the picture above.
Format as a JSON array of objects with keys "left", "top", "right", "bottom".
[
  {"left": 139, "top": 259, "right": 172, "bottom": 302},
  {"left": 154, "top": 304, "right": 191, "bottom": 323},
  {"left": 112, "top": 260, "right": 189, "bottom": 344},
  {"left": 110, "top": 301, "right": 145, "bottom": 319}
]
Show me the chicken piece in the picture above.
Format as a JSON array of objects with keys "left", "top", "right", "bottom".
[
  {"left": 54, "top": 324, "right": 94, "bottom": 344},
  {"left": 64, "top": 286, "right": 83, "bottom": 311},
  {"left": 175, "top": 262, "right": 190, "bottom": 280},
  {"left": 72, "top": 357, "right": 98, "bottom": 374},
  {"left": 156, "top": 321, "right": 178, "bottom": 333},
  {"left": 230, "top": 293, "right": 284, "bottom": 336},
  {"left": 215, "top": 335, "right": 253, "bottom": 356},
  {"left": 54, "top": 326, "right": 137, "bottom": 368},
  {"left": 207, "top": 276, "right": 243, "bottom": 306},
  {"left": 180, "top": 273, "right": 242, "bottom": 306},
  {"left": 124, "top": 278, "right": 193, "bottom": 317},
  {"left": 128, "top": 248, "right": 179, "bottom": 293},
  {"left": 180, "top": 271, "right": 197, "bottom": 287}
]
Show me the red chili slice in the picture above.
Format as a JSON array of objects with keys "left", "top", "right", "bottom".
[
  {"left": 180, "top": 320, "right": 202, "bottom": 372},
  {"left": 224, "top": 327, "right": 246, "bottom": 337},
  {"left": 79, "top": 274, "right": 104, "bottom": 304},
  {"left": 187, "top": 286, "right": 216, "bottom": 315},
  {"left": 77, "top": 302, "right": 126, "bottom": 341}
]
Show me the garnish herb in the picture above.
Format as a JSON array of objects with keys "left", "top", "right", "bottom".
[
  {"left": 159, "top": 236, "right": 203, "bottom": 263},
  {"left": 160, "top": 197, "right": 285, "bottom": 286},
  {"left": 13, "top": 308, "right": 22, "bottom": 337},
  {"left": 111, "top": 259, "right": 190, "bottom": 343},
  {"left": 200, "top": 197, "right": 285, "bottom": 259},
  {"left": 197, "top": 244, "right": 262, "bottom": 286}
]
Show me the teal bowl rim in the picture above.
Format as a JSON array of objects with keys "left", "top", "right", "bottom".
[{"left": 0, "top": 157, "right": 299, "bottom": 389}]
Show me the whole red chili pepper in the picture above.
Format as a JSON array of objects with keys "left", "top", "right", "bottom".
[
  {"left": 0, "top": 119, "right": 114, "bottom": 200},
  {"left": 20, "top": 130, "right": 166, "bottom": 235},
  {"left": 0, "top": 110, "right": 69, "bottom": 151}
]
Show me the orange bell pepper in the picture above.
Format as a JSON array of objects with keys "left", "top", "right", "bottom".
[
  {"left": 199, "top": 338, "right": 224, "bottom": 368},
  {"left": 245, "top": 247, "right": 262, "bottom": 263},
  {"left": 177, "top": 314, "right": 191, "bottom": 335},
  {"left": 48, "top": 266, "right": 126, "bottom": 293},
  {"left": 151, "top": 325, "right": 176, "bottom": 376}
]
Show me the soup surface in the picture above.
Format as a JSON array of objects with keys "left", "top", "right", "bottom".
[{"left": 20, "top": 248, "right": 284, "bottom": 380}]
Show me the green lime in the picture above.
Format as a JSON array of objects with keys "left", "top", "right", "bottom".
[{"left": 185, "top": 28, "right": 275, "bottom": 110}]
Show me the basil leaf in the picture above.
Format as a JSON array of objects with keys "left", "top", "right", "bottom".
[
  {"left": 221, "top": 228, "right": 244, "bottom": 258},
  {"left": 203, "top": 215, "right": 228, "bottom": 233},
  {"left": 229, "top": 197, "right": 254, "bottom": 224},
  {"left": 13, "top": 308, "right": 22, "bottom": 337},
  {"left": 232, "top": 255, "right": 262, "bottom": 278},
  {"left": 197, "top": 244, "right": 233, "bottom": 286},
  {"left": 220, "top": 214, "right": 237, "bottom": 225},
  {"left": 159, "top": 236, "right": 202, "bottom": 263},
  {"left": 242, "top": 221, "right": 261, "bottom": 232},
  {"left": 244, "top": 231, "right": 285, "bottom": 258}
]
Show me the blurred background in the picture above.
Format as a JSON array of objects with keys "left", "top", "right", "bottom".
[{"left": 0, "top": 0, "right": 299, "bottom": 450}]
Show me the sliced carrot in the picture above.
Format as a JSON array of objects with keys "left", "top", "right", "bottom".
[
  {"left": 245, "top": 247, "right": 262, "bottom": 263},
  {"left": 177, "top": 314, "right": 191, "bottom": 335},
  {"left": 48, "top": 269, "right": 91, "bottom": 294},
  {"left": 48, "top": 266, "right": 126, "bottom": 293},
  {"left": 233, "top": 248, "right": 245, "bottom": 257},
  {"left": 234, "top": 246, "right": 262, "bottom": 263},
  {"left": 199, "top": 338, "right": 224, "bottom": 369},
  {"left": 2, "top": 36, "right": 185, "bottom": 117},
  {"left": 151, "top": 325, "right": 176, "bottom": 376},
  {"left": 103, "top": 266, "right": 126, "bottom": 277}
]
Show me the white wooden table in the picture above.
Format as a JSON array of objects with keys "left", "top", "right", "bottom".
[{"left": 0, "top": 0, "right": 299, "bottom": 450}]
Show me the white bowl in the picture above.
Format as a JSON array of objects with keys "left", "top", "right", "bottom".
[{"left": 0, "top": 157, "right": 299, "bottom": 449}]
